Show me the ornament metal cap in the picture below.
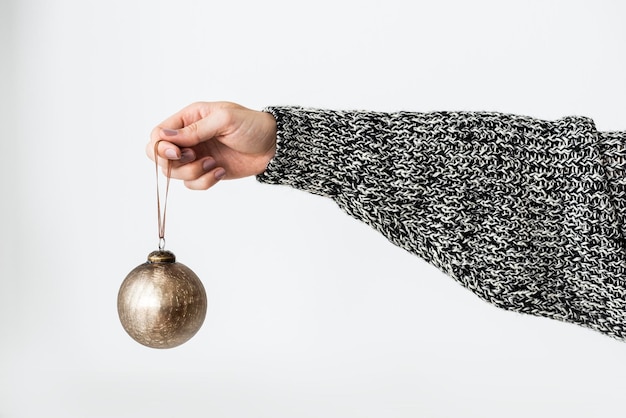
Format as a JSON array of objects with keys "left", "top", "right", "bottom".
[{"left": 147, "top": 249, "right": 176, "bottom": 263}]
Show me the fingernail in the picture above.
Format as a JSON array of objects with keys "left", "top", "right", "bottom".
[
  {"left": 215, "top": 168, "right": 226, "bottom": 180},
  {"left": 162, "top": 128, "right": 178, "bottom": 136},
  {"left": 165, "top": 149, "right": 178, "bottom": 159},
  {"left": 180, "top": 149, "right": 195, "bottom": 163},
  {"left": 202, "top": 159, "right": 216, "bottom": 171}
]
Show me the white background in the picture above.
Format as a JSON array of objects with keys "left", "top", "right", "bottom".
[{"left": 1, "top": 0, "right": 625, "bottom": 417}]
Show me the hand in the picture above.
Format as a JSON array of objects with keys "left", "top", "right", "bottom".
[{"left": 147, "top": 101, "right": 277, "bottom": 190}]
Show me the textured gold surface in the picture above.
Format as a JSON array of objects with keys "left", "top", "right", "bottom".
[{"left": 118, "top": 251, "right": 207, "bottom": 349}]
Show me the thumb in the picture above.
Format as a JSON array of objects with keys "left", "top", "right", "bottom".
[{"left": 159, "top": 109, "right": 228, "bottom": 148}]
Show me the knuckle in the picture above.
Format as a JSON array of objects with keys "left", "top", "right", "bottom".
[
  {"left": 187, "top": 122, "right": 200, "bottom": 140},
  {"left": 214, "top": 107, "right": 233, "bottom": 127}
]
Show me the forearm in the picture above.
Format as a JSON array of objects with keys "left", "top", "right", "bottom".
[{"left": 258, "top": 106, "right": 626, "bottom": 339}]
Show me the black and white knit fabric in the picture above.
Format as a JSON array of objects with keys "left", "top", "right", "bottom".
[{"left": 257, "top": 106, "right": 626, "bottom": 340}]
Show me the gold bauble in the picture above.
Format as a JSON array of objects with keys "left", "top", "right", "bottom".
[{"left": 117, "top": 250, "right": 207, "bottom": 349}]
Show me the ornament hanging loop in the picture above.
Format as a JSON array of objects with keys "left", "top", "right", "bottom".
[{"left": 155, "top": 140, "right": 172, "bottom": 250}]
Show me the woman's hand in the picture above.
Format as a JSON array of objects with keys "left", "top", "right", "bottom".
[{"left": 147, "top": 101, "right": 277, "bottom": 190}]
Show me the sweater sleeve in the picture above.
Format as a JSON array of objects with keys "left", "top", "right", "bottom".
[{"left": 257, "top": 106, "right": 626, "bottom": 340}]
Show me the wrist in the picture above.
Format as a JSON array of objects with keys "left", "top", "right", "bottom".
[{"left": 255, "top": 111, "right": 277, "bottom": 175}]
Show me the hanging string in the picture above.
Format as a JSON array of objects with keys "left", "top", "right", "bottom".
[{"left": 154, "top": 140, "right": 172, "bottom": 250}]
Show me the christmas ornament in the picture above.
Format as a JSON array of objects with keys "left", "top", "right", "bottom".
[{"left": 117, "top": 142, "right": 207, "bottom": 349}]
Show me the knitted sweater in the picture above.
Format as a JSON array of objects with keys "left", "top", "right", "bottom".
[{"left": 257, "top": 106, "right": 626, "bottom": 340}]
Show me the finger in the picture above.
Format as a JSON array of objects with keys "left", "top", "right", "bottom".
[
  {"left": 148, "top": 140, "right": 198, "bottom": 163},
  {"left": 145, "top": 139, "right": 181, "bottom": 163},
  {"left": 179, "top": 148, "right": 196, "bottom": 164},
  {"left": 158, "top": 107, "right": 230, "bottom": 148},
  {"left": 156, "top": 102, "right": 213, "bottom": 132},
  {"left": 163, "top": 157, "right": 217, "bottom": 181},
  {"left": 184, "top": 167, "right": 227, "bottom": 190},
  {"left": 147, "top": 103, "right": 206, "bottom": 161},
  {"left": 147, "top": 101, "right": 242, "bottom": 166}
]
